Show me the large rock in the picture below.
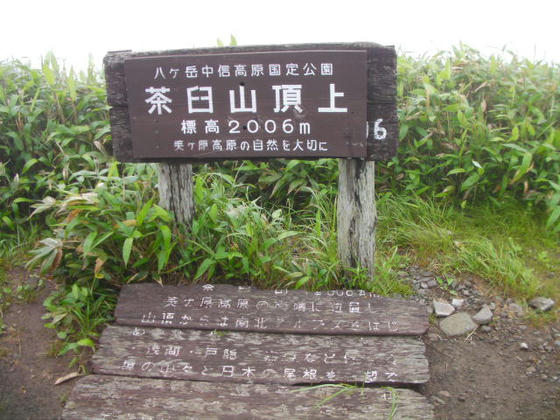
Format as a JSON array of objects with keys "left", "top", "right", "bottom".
[
  {"left": 529, "top": 297, "right": 555, "bottom": 312},
  {"left": 433, "top": 300, "right": 455, "bottom": 317},
  {"left": 439, "top": 312, "right": 477, "bottom": 337},
  {"left": 472, "top": 305, "right": 493, "bottom": 325}
]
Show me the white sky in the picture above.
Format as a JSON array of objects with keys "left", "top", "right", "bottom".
[{"left": 1, "top": 0, "right": 558, "bottom": 71}]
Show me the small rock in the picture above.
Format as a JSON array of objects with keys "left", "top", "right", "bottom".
[
  {"left": 473, "top": 305, "right": 493, "bottom": 325},
  {"left": 481, "top": 325, "right": 492, "bottom": 333},
  {"left": 439, "top": 312, "right": 477, "bottom": 337},
  {"left": 489, "top": 302, "right": 496, "bottom": 311},
  {"left": 520, "top": 342, "right": 529, "bottom": 350},
  {"left": 526, "top": 366, "right": 536, "bottom": 375},
  {"left": 426, "top": 279, "right": 438, "bottom": 288},
  {"left": 451, "top": 298, "right": 464, "bottom": 309},
  {"left": 432, "top": 397, "right": 445, "bottom": 405},
  {"left": 438, "top": 390, "right": 451, "bottom": 398},
  {"left": 509, "top": 303, "right": 525, "bottom": 317},
  {"left": 427, "top": 333, "right": 440, "bottom": 341},
  {"left": 529, "top": 297, "right": 555, "bottom": 312},
  {"left": 554, "top": 341, "right": 560, "bottom": 348},
  {"left": 420, "top": 282, "right": 428, "bottom": 289},
  {"left": 433, "top": 300, "right": 455, "bottom": 317}
]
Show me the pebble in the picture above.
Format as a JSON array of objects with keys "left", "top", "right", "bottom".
[
  {"left": 526, "top": 366, "right": 536, "bottom": 375},
  {"left": 439, "top": 312, "right": 477, "bottom": 337},
  {"left": 451, "top": 298, "right": 465, "bottom": 309},
  {"left": 432, "top": 397, "right": 445, "bottom": 405},
  {"left": 433, "top": 300, "right": 455, "bottom": 317},
  {"left": 529, "top": 297, "right": 555, "bottom": 312},
  {"left": 481, "top": 325, "right": 492, "bottom": 333},
  {"left": 420, "top": 282, "right": 428, "bottom": 289},
  {"left": 473, "top": 305, "right": 493, "bottom": 325},
  {"left": 509, "top": 303, "right": 525, "bottom": 317},
  {"left": 438, "top": 390, "right": 451, "bottom": 398},
  {"left": 520, "top": 342, "right": 529, "bottom": 350},
  {"left": 554, "top": 341, "right": 560, "bottom": 348},
  {"left": 426, "top": 279, "right": 438, "bottom": 288}
]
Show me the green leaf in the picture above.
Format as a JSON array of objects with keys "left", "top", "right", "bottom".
[
  {"left": 195, "top": 258, "right": 215, "bottom": 279},
  {"left": 398, "top": 124, "right": 409, "bottom": 141},
  {"left": 43, "top": 64, "right": 55, "bottom": 86},
  {"left": 447, "top": 168, "right": 466, "bottom": 175},
  {"left": 278, "top": 231, "right": 299, "bottom": 240},
  {"left": 546, "top": 206, "right": 560, "bottom": 229},
  {"left": 123, "top": 237, "right": 133, "bottom": 267},
  {"left": 461, "top": 173, "right": 480, "bottom": 191},
  {"left": 136, "top": 199, "right": 153, "bottom": 226},
  {"left": 22, "top": 158, "right": 38, "bottom": 175},
  {"left": 511, "top": 152, "right": 532, "bottom": 184},
  {"left": 77, "top": 338, "right": 96, "bottom": 348},
  {"left": 82, "top": 231, "right": 97, "bottom": 255},
  {"left": 159, "top": 225, "right": 172, "bottom": 252}
]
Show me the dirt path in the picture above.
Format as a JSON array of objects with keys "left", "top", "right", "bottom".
[
  {"left": 0, "top": 270, "right": 74, "bottom": 420},
  {"left": 0, "top": 268, "right": 558, "bottom": 419}
]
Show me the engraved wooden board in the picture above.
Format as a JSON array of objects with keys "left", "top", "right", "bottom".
[
  {"left": 92, "top": 325, "right": 428, "bottom": 385},
  {"left": 62, "top": 375, "right": 434, "bottom": 420},
  {"left": 115, "top": 283, "right": 429, "bottom": 336}
]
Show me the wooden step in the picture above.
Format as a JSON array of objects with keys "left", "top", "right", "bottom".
[
  {"left": 62, "top": 375, "right": 434, "bottom": 420},
  {"left": 92, "top": 325, "right": 429, "bottom": 385},
  {"left": 115, "top": 283, "right": 429, "bottom": 335}
]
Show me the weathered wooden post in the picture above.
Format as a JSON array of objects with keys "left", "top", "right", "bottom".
[
  {"left": 337, "top": 159, "right": 377, "bottom": 277},
  {"left": 156, "top": 162, "right": 194, "bottom": 226},
  {"left": 103, "top": 43, "right": 397, "bottom": 279}
]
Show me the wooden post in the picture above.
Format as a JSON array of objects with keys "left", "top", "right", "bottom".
[
  {"left": 157, "top": 162, "right": 194, "bottom": 226},
  {"left": 337, "top": 158, "right": 377, "bottom": 280}
]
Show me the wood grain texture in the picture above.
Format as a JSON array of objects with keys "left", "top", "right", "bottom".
[
  {"left": 92, "top": 325, "right": 428, "bottom": 385},
  {"left": 103, "top": 43, "right": 397, "bottom": 162},
  {"left": 157, "top": 162, "right": 194, "bottom": 226},
  {"left": 62, "top": 375, "right": 434, "bottom": 419},
  {"left": 337, "top": 159, "right": 377, "bottom": 278},
  {"left": 114, "top": 283, "right": 430, "bottom": 336}
]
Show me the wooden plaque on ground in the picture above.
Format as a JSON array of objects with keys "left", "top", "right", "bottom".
[
  {"left": 92, "top": 325, "right": 429, "bottom": 385},
  {"left": 115, "top": 283, "right": 429, "bottom": 336},
  {"left": 62, "top": 375, "right": 434, "bottom": 420}
]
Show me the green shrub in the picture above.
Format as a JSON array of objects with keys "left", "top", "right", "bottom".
[
  {"left": 0, "top": 54, "right": 110, "bottom": 254},
  {"left": 377, "top": 46, "right": 560, "bottom": 230}
]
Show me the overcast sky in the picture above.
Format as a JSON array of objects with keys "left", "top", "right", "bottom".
[{"left": 1, "top": 0, "right": 558, "bottom": 70}]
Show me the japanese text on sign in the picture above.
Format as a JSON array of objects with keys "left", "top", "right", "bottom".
[{"left": 124, "top": 50, "right": 367, "bottom": 159}]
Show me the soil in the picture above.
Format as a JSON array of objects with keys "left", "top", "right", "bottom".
[
  {"left": 0, "top": 270, "right": 75, "bottom": 420},
  {"left": 0, "top": 268, "right": 558, "bottom": 420}
]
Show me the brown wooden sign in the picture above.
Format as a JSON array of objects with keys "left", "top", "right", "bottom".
[
  {"left": 92, "top": 326, "right": 429, "bottom": 385},
  {"left": 124, "top": 51, "right": 367, "bottom": 159},
  {"left": 63, "top": 375, "right": 434, "bottom": 419},
  {"left": 114, "top": 283, "right": 429, "bottom": 336},
  {"left": 104, "top": 43, "right": 398, "bottom": 162}
]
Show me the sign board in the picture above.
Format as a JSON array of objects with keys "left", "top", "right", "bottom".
[
  {"left": 104, "top": 43, "right": 398, "bottom": 162},
  {"left": 124, "top": 51, "right": 367, "bottom": 159}
]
